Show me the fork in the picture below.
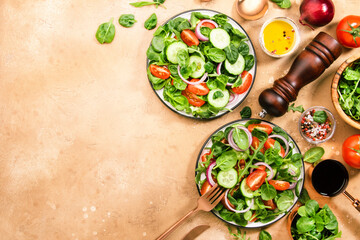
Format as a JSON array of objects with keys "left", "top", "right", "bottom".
[{"left": 156, "top": 183, "right": 225, "bottom": 240}]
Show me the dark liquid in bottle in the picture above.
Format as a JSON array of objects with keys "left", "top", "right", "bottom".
[{"left": 311, "top": 159, "right": 349, "bottom": 197}]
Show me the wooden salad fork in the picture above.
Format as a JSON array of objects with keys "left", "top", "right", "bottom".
[{"left": 156, "top": 183, "right": 225, "bottom": 240}]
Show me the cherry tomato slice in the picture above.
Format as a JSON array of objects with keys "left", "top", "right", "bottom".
[
  {"left": 342, "top": 134, "right": 360, "bottom": 169},
  {"left": 201, "top": 150, "right": 212, "bottom": 162},
  {"left": 246, "top": 169, "right": 267, "bottom": 191},
  {"left": 248, "top": 123, "right": 273, "bottom": 134},
  {"left": 269, "top": 180, "right": 290, "bottom": 191},
  {"left": 181, "top": 88, "right": 205, "bottom": 107},
  {"left": 200, "top": 181, "right": 212, "bottom": 195},
  {"left": 262, "top": 199, "right": 277, "bottom": 210},
  {"left": 180, "top": 29, "right": 199, "bottom": 47},
  {"left": 149, "top": 64, "right": 171, "bottom": 79},
  {"left": 200, "top": 21, "right": 216, "bottom": 29},
  {"left": 187, "top": 79, "right": 210, "bottom": 96},
  {"left": 251, "top": 136, "right": 265, "bottom": 154},
  {"left": 264, "top": 138, "right": 285, "bottom": 158},
  {"left": 232, "top": 71, "right": 253, "bottom": 94},
  {"left": 257, "top": 165, "right": 266, "bottom": 171}
]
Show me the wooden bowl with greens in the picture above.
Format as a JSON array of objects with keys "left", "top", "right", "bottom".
[{"left": 331, "top": 53, "right": 360, "bottom": 130}]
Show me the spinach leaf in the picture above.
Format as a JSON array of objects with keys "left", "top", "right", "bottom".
[
  {"left": 163, "top": 83, "right": 190, "bottom": 112},
  {"left": 130, "top": 0, "right": 165, "bottom": 8},
  {"left": 259, "top": 230, "right": 272, "bottom": 240},
  {"left": 172, "top": 77, "right": 187, "bottom": 90},
  {"left": 233, "top": 128, "right": 249, "bottom": 150},
  {"left": 313, "top": 110, "right": 328, "bottom": 123},
  {"left": 297, "top": 206, "right": 307, "bottom": 217},
  {"left": 170, "top": 17, "right": 191, "bottom": 32},
  {"left": 211, "top": 141, "right": 230, "bottom": 157},
  {"left": 216, "top": 150, "right": 238, "bottom": 170},
  {"left": 272, "top": 126, "right": 289, "bottom": 141},
  {"left": 151, "top": 35, "right": 165, "bottom": 52},
  {"left": 95, "top": 18, "right": 115, "bottom": 44},
  {"left": 224, "top": 43, "right": 239, "bottom": 64},
  {"left": 118, "top": 14, "right": 137, "bottom": 28},
  {"left": 194, "top": 12, "right": 211, "bottom": 20},
  {"left": 240, "top": 106, "right": 252, "bottom": 118},
  {"left": 296, "top": 217, "right": 315, "bottom": 233},
  {"left": 146, "top": 45, "right": 164, "bottom": 63},
  {"left": 238, "top": 41, "right": 250, "bottom": 56},
  {"left": 144, "top": 13, "right": 157, "bottom": 30},
  {"left": 251, "top": 128, "right": 268, "bottom": 142},
  {"left": 260, "top": 182, "right": 277, "bottom": 200},
  {"left": 244, "top": 55, "right": 254, "bottom": 71},
  {"left": 231, "top": 28, "right": 246, "bottom": 39},
  {"left": 298, "top": 188, "right": 311, "bottom": 205},
  {"left": 176, "top": 49, "right": 189, "bottom": 67},
  {"left": 200, "top": 27, "right": 211, "bottom": 38},
  {"left": 207, "top": 48, "right": 226, "bottom": 63},
  {"left": 288, "top": 103, "right": 305, "bottom": 113},
  {"left": 323, "top": 205, "right": 338, "bottom": 231},
  {"left": 207, "top": 74, "right": 228, "bottom": 90},
  {"left": 276, "top": 195, "right": 293, "bottom": 211},
  {"left": 232, "top": 75, "right": 243, "bottom": 88},
  {"left": 270, "top": 0, "right": 291, "bottom": 9},
  {"left": 305, "top": 199, "right": 319, "bottom": 217},
  {"left": 303, "top": 147, "right": 324, "bottom": 163},
  {"left": 245, "top": 119, "right": 261, "bottom": 127},
  {"left": 168, "top": 65, "right": 179, "bottom": 77},
  {"left": 212, "top": 131, "right": 225, "bottom": 142},
  {"left": 204, "top": 62, "right": 214, "bottom": 73},
  {"left": 212, "top": 13, "right": 228, "bottom": 26}
]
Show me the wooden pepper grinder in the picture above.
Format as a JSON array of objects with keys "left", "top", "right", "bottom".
[{"left": 258, "top": 32, "right": 342, "bottom": 117}]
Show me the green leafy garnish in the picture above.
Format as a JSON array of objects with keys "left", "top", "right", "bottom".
[
  {"left": 144, "top": 13, "right": 157, "bottom": 30},
  {"left": 259, "top": 230, "right": 272, "bottom": 240},
  {"left": 95, "top": 18, "right": 115, "bottom": 44},
  {"left": 288, "top": 103, "right": 304, "bottom": 113},
  {"left": 130, "top": 0, "right": 165, "bottom": 8},
  {"left": 270, "top": 0, "right": 291, "bottom": 9},
  {"left": 313, "top": 110, "right": 328, "bottom": 123},
  {"left": 228, "top": 226, "right": 250, "bottom": 240},
  {"left": 303, "top": 147, "right": 325, "bottom": 164},
  {"left": 240, "top": 106, "right": 252, "bottom": 119},
  {"left": 118, "top": 14, "right": 137, "bottom": 28}
]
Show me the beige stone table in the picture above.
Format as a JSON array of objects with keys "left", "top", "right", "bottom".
[{"left": 1, "top": 0, "right": 359, "bottom": 239}]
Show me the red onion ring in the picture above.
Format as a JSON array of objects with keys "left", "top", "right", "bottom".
[
  {"left": 195, "top": 19, "right": 219, "bottom": 41},
  {"left": 224, "top": 189, "right": 254, "bottom": 213},
  {"left": 177, "top": 65, "right": 208, "bottom": 85},
  {"left": 268, "top": 134, "right": 290, "bottom": 157},
  {"left": 227, "top": 126, "right": 253, "bottom": 151},
  {"left": 249, "top": 162, "right": 274, "bottom": 181},
  {"left": 216, "top": 62, "right": 222, "bottom": 75},
  {"left": 206, "top": 161, "right": 217, "bottom": 186}
]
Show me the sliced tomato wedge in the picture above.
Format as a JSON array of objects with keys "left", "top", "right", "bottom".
[
  {"left": 149, "top": 64, "right": 171, "bottom": 79},
  {"left": 264, "top": 138, "right": 285, "bottom": 158},
  {"left": 251, "top": 136, "right": 265, "bottom": 154},
  {"left": 200, "top": 181, "right": 212, "bottom": 195},
  {"left": 187, "top": 79, "right": 210, "bottom": 96},
  {"left": 232, "top": 70, "right": 252, "bottom": 94},
  {"left": 180, "top": 29, "right": 199, "bottom": 47},
  {"left": 246, "top": 169, "right": 267, "bottom": 191},
  {"left": 248, "top": 123, "right": 273, "bottom": 135},
  {"left": 182, "top": 88, "right": 205, "bottom": 107},
  {"left": 201, "top": 150, "right": 212, "bottom": 162},
  {"left": 257, "top": 165, "right": 266, "bottom": 171},
  {"left": 269, "top": 180, "right": 290, "bottom": 191},
  {"left": 262, "top": 199, "right": 277, "bottom": 210},
  {"left": 200, "top": 20, "right": 216, "bottom": 29}
]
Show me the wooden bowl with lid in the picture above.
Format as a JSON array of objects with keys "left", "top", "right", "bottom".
[{"left": 331, "top": 53, "right": 360, "bottom": 130}]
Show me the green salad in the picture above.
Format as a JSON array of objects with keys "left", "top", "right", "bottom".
[
  {"left": 146, "top": 11, "right": 255, "bottom": 118},
  {"left": 337, "top": 59, "right": 360, "bottom": 121},
  {"left": 195, "top": 119, "right": 304, "bottom": 227}
]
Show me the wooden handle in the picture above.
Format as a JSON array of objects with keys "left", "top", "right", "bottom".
[
  {"left": 156, "top": 207, "right": 198, "bottom": 240},
  {"left": 259, "top": 32, "right": 342, "bottom": 117}
]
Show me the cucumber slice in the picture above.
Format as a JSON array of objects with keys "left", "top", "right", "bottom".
[
  {"left": 166, "top": 42, "right": 188, "bottom": 64},
  {"left": 217, "top": 168, "right": 238, "bottom": 188},
  {"left": 240, "top": 178, "right": 254, "bottom": 198},
  {"left": 224, "top": 54, "right": 245, "bottom": 75},
  {"left": 207, "top": 89, "right": 230, "bottom": 108},
  {"left": 246, "top": 198, "right": 258, "bottom": 210},
  {"left": 295, "top": 179, "right": 302, "bottom": 197},
  {"left": 209, "top": 28, "right": 230, "bottom": 49},
  {"left": 189, "top": 55, "right": 205, "bottom": 78}
]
